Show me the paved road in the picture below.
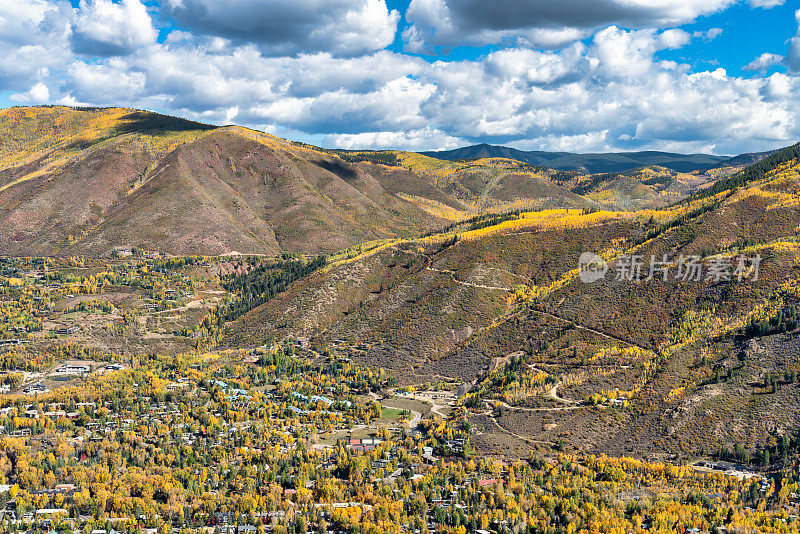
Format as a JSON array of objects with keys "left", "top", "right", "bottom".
[{"left": 380, "top": 402, "right": 422, "bottom": 428}]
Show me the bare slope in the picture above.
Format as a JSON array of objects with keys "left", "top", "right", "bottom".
[{"left": 0, "top": 107, "right": 462, "bottom": 256}]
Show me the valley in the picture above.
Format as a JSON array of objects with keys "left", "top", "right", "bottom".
[{"left": 1, "top": 106, "right": 800, "bottom": 533}]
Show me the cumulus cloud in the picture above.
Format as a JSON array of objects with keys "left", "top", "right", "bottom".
[
  {"left": 658, "top": 29, "right": 692, "bottom": 49},
  {"left": 0, "top": 0, "right": 72, "bottom": 91},
  {"left": 0, "top": 0, "right": 798, "bottom": 154},
  {"left": 787, "top": 9, "right": 800, "bottom": 72},
  {"left": 159, "top": 0, "right": 399, "bottom": 56},
  {"left": 71, "top": 0, "right": 157, "bottom": 56},
  {"left": 33, "top": 22, "right": 800, "bottom": 153},
  {"left": 509, "top": 131, "right": 612, "bottom": 153},
  {"left": 404, "top": 0, "right": 733, "bottom": 51},
  {"left": 9, "top": 82, "right": 50, "bottom": 104},
  {"left": 325, "top": 127, "right": 464, "bottom": 150},
  {"left": 66, "top": 59, "right": 147, "bottom": 103},
  {"left": 743, "top": 52, "right": 784, "bottom": 72},
  {"left": 761, "top": 72, "right": 797, "bottom": 100}
]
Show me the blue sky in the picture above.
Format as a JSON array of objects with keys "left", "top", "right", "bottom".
[
  {"left": 658, "top": 2, "right": 797, "bottom": 76},
  {"left": 1, "top": 0, "right": 800, "bottom": 154}
]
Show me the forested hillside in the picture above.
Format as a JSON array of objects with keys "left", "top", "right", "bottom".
[{"left": 225, "top": 141, "right": 800, "bottom": 460}]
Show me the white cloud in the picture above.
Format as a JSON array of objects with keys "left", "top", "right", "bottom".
[
  {"left": 658, "top": 28, "right": 692, "bottom": 49},
  {"left": 9, "top": 82, "right": 50, "bottom": 104},
  {"left": 0, "top": 0, "right": 71, "bottom": 91},
  {"left": 508, "top": 131, "right": 612, "bottom": 152},
  {"left": 760, "top": 72, "right": 797, "bottom": 99},
  {"left": 160, "top": 0, "right": 399, "bottom": 56},
  {"left": 0, "top": 0, "right": 798, "bottom": 157},
  {"left": 404, "top": 0, "right": 733, "bottom": 51},
  {"left": 67, "top": 59, "right": 147, "bottom": 103},
  {"left": 693, "top": 27, "right": 724, "bottom": 41},
  {"left": 72, "top": 0, "right": 158, "bottom": 56},
  {"left": 593, "top": 27, "right": 681, "bottom": 79},
  {"left": 743, "top": 52, "right": 784, "bottom": 72},
  {"left": 326, "top": 127, "right": 464, "bottom": 150},
  {"left": 787, "top": 10, "right": 800, "bottom": 72},
  {"left": 748, "top": 0, "right": 785, "bottom": 7}
]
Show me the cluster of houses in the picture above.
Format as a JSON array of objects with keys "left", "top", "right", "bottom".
[
  {"left": 111, "top": 247, "right": 162, "bottom": 259},
  {"left": 53, "top": 363, "right": 91, "bottom": 375},
  {"left": 22, "top": 383, "right": 48, "bottom": 395},
  {"left": 55, "top": 325, "right": 80, "bottom": 336},
  {"left": 695, "top": 460, "right": 771, "bottom": 490},
  {"left": 337, "top": 437, "right": 383, "bottom": 452},
  {"left": 22, "top": 361, "right": 126, "bottom": 387},
  {"left": 0, "top": 363, "right": 489, "bottom": 534}
]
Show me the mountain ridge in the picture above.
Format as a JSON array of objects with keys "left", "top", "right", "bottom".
[
  {"left": 0, "top": 105, "right": 785, "bottom": 257},
  {"left": 223, "top": 139, "right": 800, "bottom": 457},
  {"left": 420, "top": 142, "right": 782, "bottom": 173}
]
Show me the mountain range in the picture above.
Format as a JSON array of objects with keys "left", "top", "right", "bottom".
[
  {"left": 420, "top": 143, "right": 774, "bottom": 173},
  {"left": 1, "top": 106, "right": 775, "bottom": 257},
  {"left": 225, "top": 139, "right": 800, "bottom": 457},
  {"left": 0, "top": 105, "right": 790, "bottom": 257},
  {"left": 3, "top": 105, "right": 800, "bottom": 458}
]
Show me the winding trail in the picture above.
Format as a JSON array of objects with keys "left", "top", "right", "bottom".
[
  {"left": 410, "top": 393, "right": 450, "bottom": 418},
  {"left": 426, "top": 265, "right": 511, "bottom": 292},
  {"left": 527, "top": 307, "right": 650, "bottom": 351},
  {"left": 422, "top": 249, "right": 646, "bottom": 352},
  {"left": 405, "top": 409, "right": 422, "bottom": 428},
  {"left": 385, "top": 406, "right": 421, "bottom": 428},
  {"left": 374, "top": 392, "right": 423, "bottom": 428},
  {"left": 525, "top": 366, "right": 577, "bottom": 406},
  {"left": 548, "top": 382, "right": 578, "bottom": 405},
  {"left": 480, "top": 407, "right": 556, "bottom": 446},
  {"left": 485, "top": 398, "right": 583, "bottom": 413}
]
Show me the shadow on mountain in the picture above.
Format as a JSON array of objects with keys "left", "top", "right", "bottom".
[
  {"left": 116, "top": 111, "right": 216, "bottom": 135},
  {"left": 313, "top": 159, "right": 358, "bottom": 181}
]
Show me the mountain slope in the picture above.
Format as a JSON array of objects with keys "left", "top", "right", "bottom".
[
  {"left": 0, "top": 106, "right": 647, "bottom": 257},
  {"left": 0, "top": 106, "right": 779, "bottom": 257},
  {"left": 0, "top": 107, "right": 468, "bottom": 256},
  {"left": 225, "top": 143, "right": 800, "bottom": 458},
  {"left": 421, "top": 143, "right": 729, "bottom": 173}
]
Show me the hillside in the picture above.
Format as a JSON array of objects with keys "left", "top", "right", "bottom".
[
  {"left": 337, "top": 150, "right": 732, "bottom": 212},
  {"left": 225, "top": 142, "right": 800, "bottom": 459},
  {"left": 717, "top": 148, "right": 783, "bottom": 167},
  {"left": 2, "top": 106, "right": 734, "bottom": 257},
  {"left": 421, "top": 143, "right": 730, "bottom": 173},
  {"left": 0, "top": 106, "right": 469, "bottom": 256}
]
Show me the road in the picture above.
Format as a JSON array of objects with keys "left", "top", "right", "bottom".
[
  {"left": 391, "top": 407, "right": 422, "bottom": 428},
  {"left": 426, "top": 266, "right": 511, "bottom": 292},
  {"left": 526, "top": 366, "right": 578, "bottom": 405},
  {"left": 548, "top": 382, "right": 578, "bottom": 405},
  {"left": 485, "top": 398, "right": 583, "bottom": 413},
  {"left": 527, "top": 307, "right": 650, "bottom": 351},
  {"left": 404, "top": 392, "right": 452, "bottom": 418},
  {"left": 375, "top": 392, "right": 423, "bottom": 428}
]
